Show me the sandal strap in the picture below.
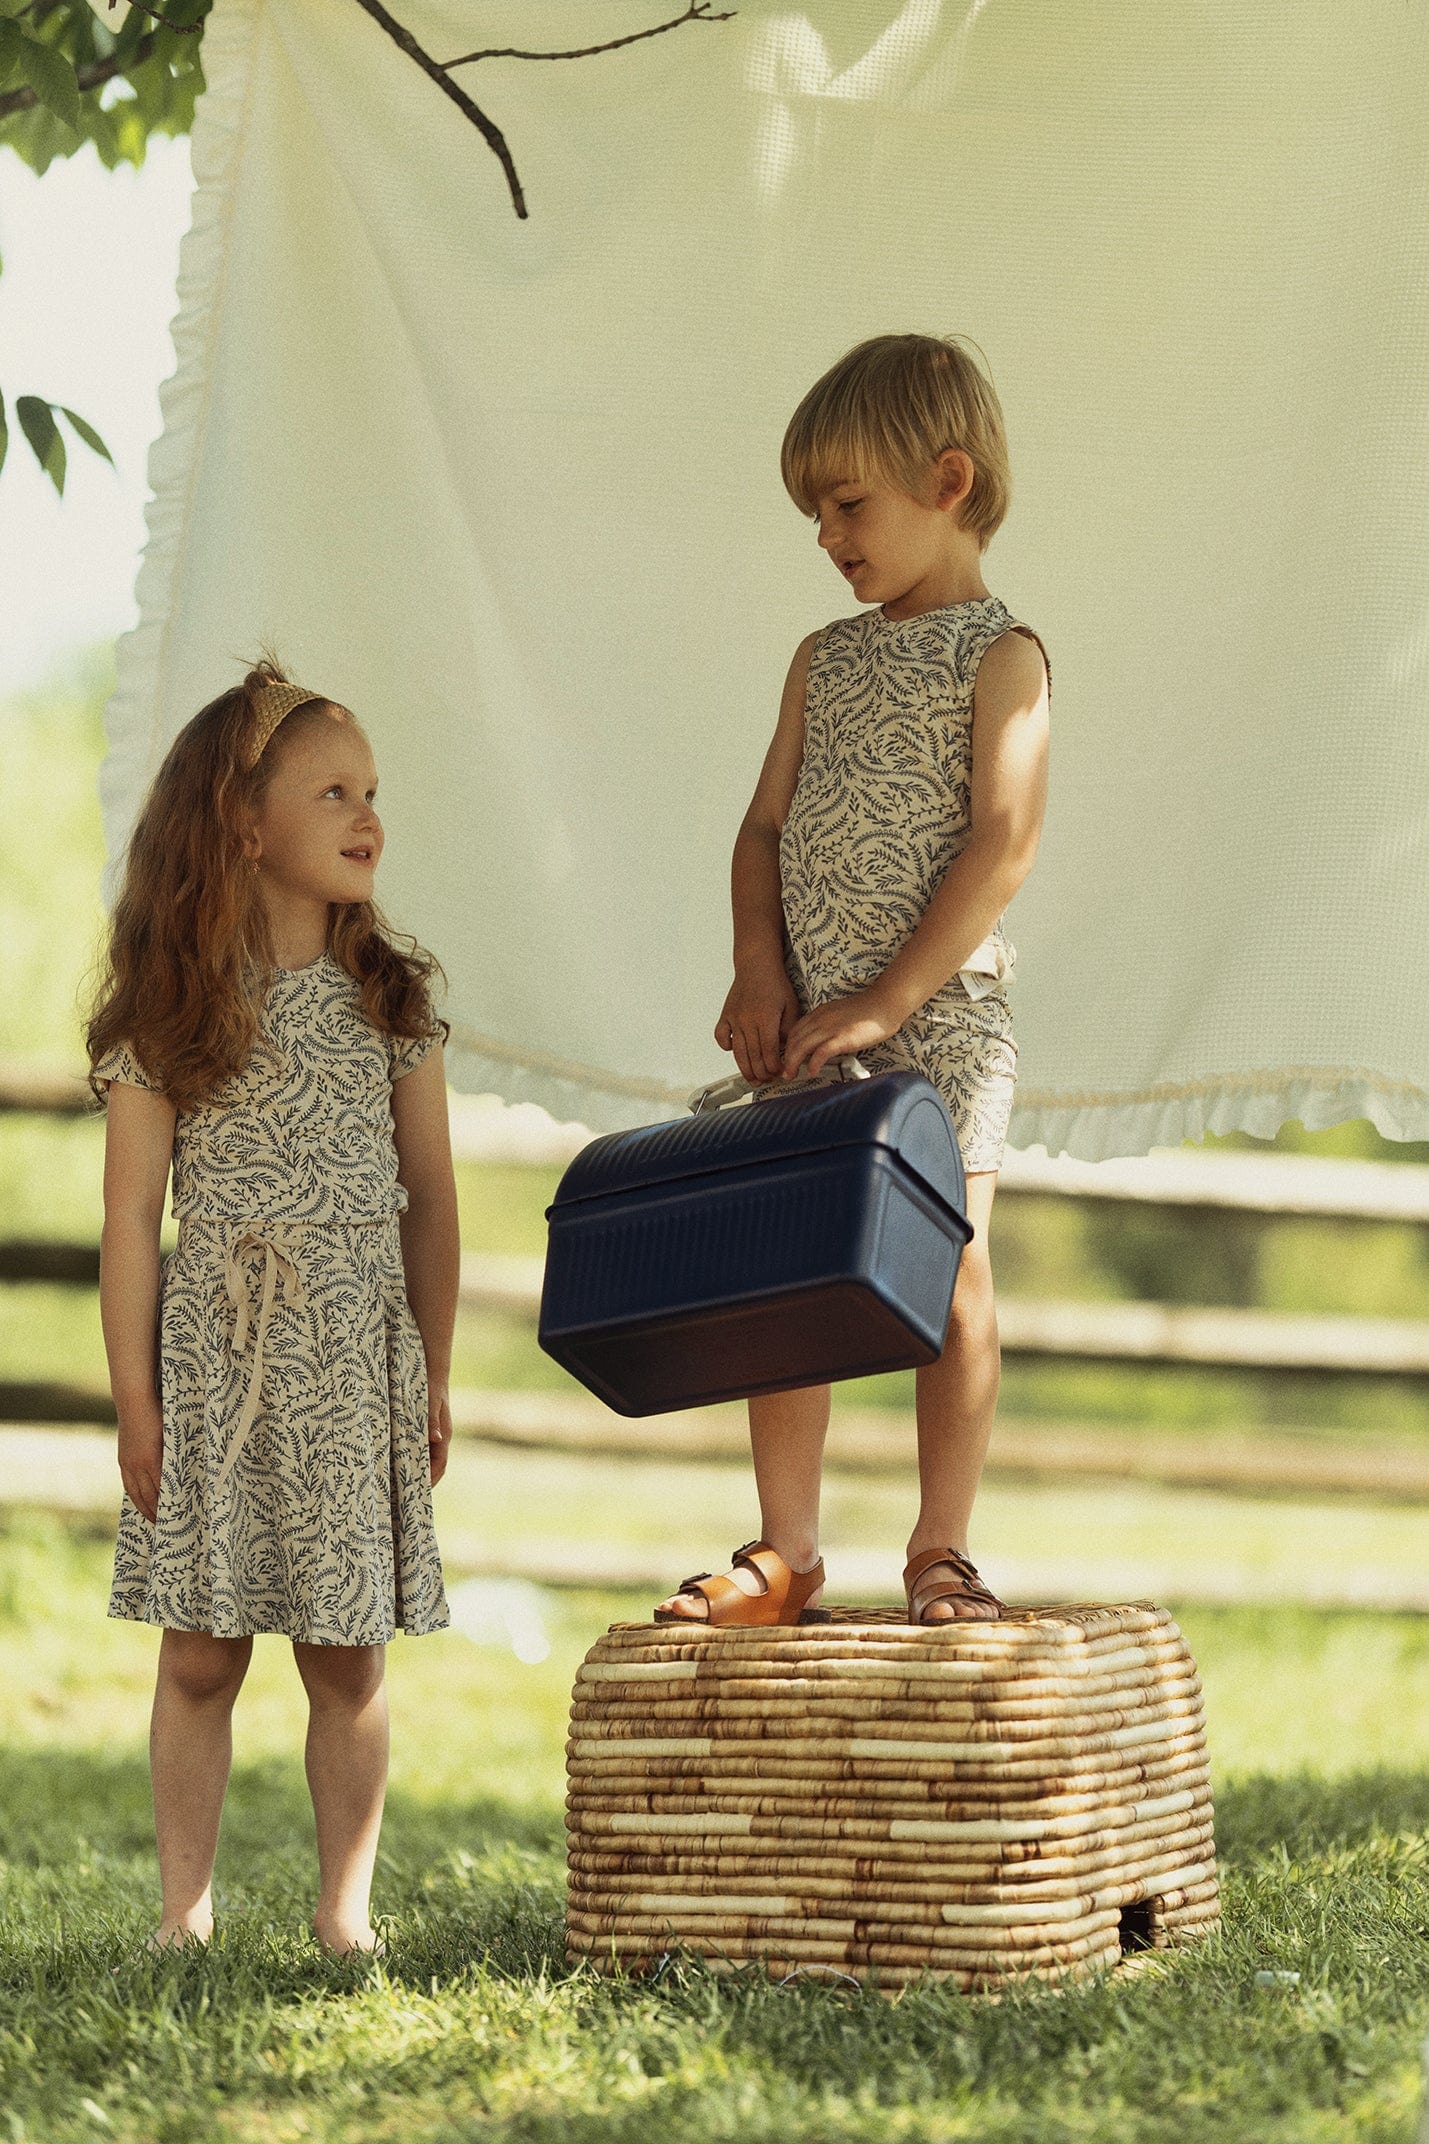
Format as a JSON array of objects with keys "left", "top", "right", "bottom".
[
  {"left": 903, "top": 1545, "right": 1004, "bottom": 1619},
  {"left": 733, "top": 1540, "right": 825, "bottom": 1616},
  {"left": 675, "top": 1570, "right": 756, "bottom": 1618},
  {"left": 662, "top": 1541, "right": 826, "bottom": 1626}
]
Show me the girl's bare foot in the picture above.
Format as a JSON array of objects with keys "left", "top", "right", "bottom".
[
  {"left": 152, "top": 1915, "right": 212, "bottom": 1948},
  {"left": 311, "top": 1914, "right": 386, "bottom": 1957}
]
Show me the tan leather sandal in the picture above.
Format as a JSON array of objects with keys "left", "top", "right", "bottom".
[
  {"left": 654, "top": 1539, "right": 832, "bottom": 1626},
  {"left": 904, "top": 1545, "right": 1005, "bottom": 1624}
]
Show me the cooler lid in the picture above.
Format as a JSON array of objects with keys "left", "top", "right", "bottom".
[{"left": 548, "top": 1068, "right": 966, "bottom": 1220}]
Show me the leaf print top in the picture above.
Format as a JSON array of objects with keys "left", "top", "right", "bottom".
[
  {"left": 107, "top": 951, "right": 443, "bottom": 1227},
  {"left": 779, "top": 596, "right": 1051, "bottom": 1017}
]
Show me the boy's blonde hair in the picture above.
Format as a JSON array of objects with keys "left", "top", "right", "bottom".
[{"left": 781, "top": 333, "right": 1010, "bottom": 551}]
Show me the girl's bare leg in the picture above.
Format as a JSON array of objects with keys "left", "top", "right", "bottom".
[
  {"left": 655, "top": 1382, "right": 830, "bottom": 1616},
  {"left": 150, "top": 1627, "right": 253, "bottom": 1944},
  {"left": 907, "top": 1169, "right": 1002, "bottom": 1618},
  {"left": 292, "top": 1640, "right": 389, "bottom": 1953}
]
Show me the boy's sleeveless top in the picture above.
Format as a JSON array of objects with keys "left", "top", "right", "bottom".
[{"left": 779, "top": 595, "right": 1051, "bottom": 1019}]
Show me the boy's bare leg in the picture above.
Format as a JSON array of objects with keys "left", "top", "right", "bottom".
[
  {"left": 907, "top": 1169, "right": 1002, "bottom": 1618},
  {"left": 150, "top": 1627, "right": 253, "bottom": 1945},
  {"left": 293, "top": 1640, "right": 389, "bottom": 1954},
  {"left": 655, "top": 1382, "right": 830, "bottom": 1616}
]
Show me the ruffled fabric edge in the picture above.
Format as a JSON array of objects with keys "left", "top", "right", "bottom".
[
  {"left": 98, "top": 0, "right": 262, "bottom": 911},
  {"left": 444, "top": 1027, "right": 1429, "bottom": 1162},
  {"left": 443, "top": 1028, "right": 701, "bottom": 1141},
  {"left": 1010, "top": 1068, "right": 1429, "bottom": 1163}
]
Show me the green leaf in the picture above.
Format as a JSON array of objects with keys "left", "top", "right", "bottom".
[
  {"left": 112, "top": 8, "right": 153, "bottom": 63},
  {"left": 0, "top": 19, "right": 22, "bottom": 88},
  {"left": 109, "top": 99, "right": 149, "bottom": 164},
  {"left": 0, "top": 392, "right": 8, "bottom": 481},
  {"left": 14, "top": 25, "right": 81, "bottom": 134},
  {"left": 1, "top": 98, "right": 77, "bottom": 177},
  {"left": 16, "top": 395, "right": 65, "bottom": 496},
  {"left": 58, "top": 406, "right": 113, "bottom": 467}
]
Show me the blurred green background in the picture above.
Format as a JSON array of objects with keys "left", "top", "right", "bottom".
[{"left": 9, "top": 647, "right": 1429, "bottom": 1447}]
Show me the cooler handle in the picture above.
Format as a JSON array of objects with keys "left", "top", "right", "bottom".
[{"left": 687, "top": 1056, "right": 869, "bottom": 1117}]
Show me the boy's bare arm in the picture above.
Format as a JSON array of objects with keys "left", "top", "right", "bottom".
[
  {"left": 730, "top": 629, "right": 819, "bottom": 966},
  {"left": 873, "top": 629, "right": 1049, "bottom": 1024},
  {"left": 717, "top": 633, "right": 818, "bottom": 1082},
  {"left": 99, "top": 1082, "right": 177, "bottom": 1522}
]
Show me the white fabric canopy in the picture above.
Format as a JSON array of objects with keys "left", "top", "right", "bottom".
[{"left": 103, "top": 0, "right": 1429, "bottom": 1159}]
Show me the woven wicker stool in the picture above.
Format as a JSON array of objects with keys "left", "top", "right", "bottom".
[{"left": 566, "top": 1604, "right": 1218, "bottom": 1989}]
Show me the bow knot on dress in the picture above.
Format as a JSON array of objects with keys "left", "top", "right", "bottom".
[{"left": 218, "top": 1226, "right": 310, "bottom": 1490}]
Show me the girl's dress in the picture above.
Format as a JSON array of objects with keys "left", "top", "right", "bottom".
[
  {"left": 779, "top": 595, "right": 1051, "bottom": 1173},
  {"left": 93, "top": 950, "right": 450, "bottom": 1646}
]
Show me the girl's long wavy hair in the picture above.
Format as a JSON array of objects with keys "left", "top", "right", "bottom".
[{"left": 84, "top": 655, "right": 449, "bottom": 1115}]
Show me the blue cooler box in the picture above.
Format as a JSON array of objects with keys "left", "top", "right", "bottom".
[{"left": 538, "top": 1068, "right": 973, "bottom": 1415}]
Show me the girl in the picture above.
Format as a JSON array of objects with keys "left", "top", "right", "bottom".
[
  {"left": 88, "top": 657, "right": 459, "bottom": 1955},
  {"left": 657, "top": 333, "right": 1051, "bottom": 1630}
]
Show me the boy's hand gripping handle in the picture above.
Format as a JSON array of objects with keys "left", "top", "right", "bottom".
[{"left": 687, "top": 1056, "right": 869, "bottom": 1117}]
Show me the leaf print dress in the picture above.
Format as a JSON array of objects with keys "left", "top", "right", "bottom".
[
  {"left": 93, "top": 950, "right": 450, "bottom": 1646},
  {"left": 779, "top": 596, "right": 1051, "bottom": 1173}
]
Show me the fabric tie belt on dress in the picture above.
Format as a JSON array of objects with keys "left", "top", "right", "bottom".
[
  {"left": 216, "top": 1227, "right": 310, "bottom": 1492},
  {"left": 174, "top": 1212, "right": 399, "bottom": 1494}
]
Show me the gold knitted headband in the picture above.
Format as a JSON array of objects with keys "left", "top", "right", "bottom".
[{"left": 245, "top": 680, "right": 336, "bottom": 770}]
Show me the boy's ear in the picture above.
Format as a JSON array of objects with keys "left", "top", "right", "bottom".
[{"left": 935, "top": 447, "right": 974, "bottom": 511}]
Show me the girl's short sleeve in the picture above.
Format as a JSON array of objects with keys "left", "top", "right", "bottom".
[
  {"left": 389, "top": 1028, "right": 443, "bottom": 1083},
  {"left": 92, "top": 1040, "right": 161, "bottom": 1094}
]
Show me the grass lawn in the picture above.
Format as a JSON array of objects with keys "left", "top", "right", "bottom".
[{"left": 2, "top": 1519, "right": 1428, "bottom": 2142}]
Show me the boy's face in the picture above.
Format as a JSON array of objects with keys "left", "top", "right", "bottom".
[
  {"left": 812, "top": 451, "right": 972, "bottom": 605},
  {"left": 247, "top": 711, "right": 385, "bottom": 905}
]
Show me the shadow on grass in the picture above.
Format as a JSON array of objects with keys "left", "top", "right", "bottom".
[
  {"left": 7, "top": 1744, "right": 1429, "bottom": 1990},
  {"left": 4, "top": 1748, "right": 1429, "bottom": 2144},
  {"left": 0, "top": 1744, "right": 567, "bottom": 1985}
]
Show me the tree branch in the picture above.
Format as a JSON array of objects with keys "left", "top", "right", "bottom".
[
  {"left": 368, "top": 0, "right": 736, "bottom": 220},
  {"left": 91, "top": 1, "right": 201, "bottom": 28},
  {"left": 0, "top": 28, "right": 159, "bottom": 123},
  {"left": 139, "top": 2, "right": 199, "bottom": 25},
  {"left": 443, "top": 2, "right": 735, "bottom": 72},
  {"left": 350, "top": 0, "right": 528, "bottom": 218},
  {"left": 0, "top": 1, "right": 736, "bottom": 223}
]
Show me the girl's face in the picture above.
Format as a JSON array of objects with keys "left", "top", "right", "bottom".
[
  {"left": 812, "top": 453, "right": 972, "bottom": 604},
  {"left": 247, "top": 711, "right": 384, "bottom": 903}
]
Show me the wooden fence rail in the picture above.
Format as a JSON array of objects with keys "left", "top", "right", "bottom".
[
  {"left": 8, "top": 1243, "right": 1429, "bottom": 1383},
  {"left": 5, "top": 1390, "right": 1428, "bottom": 1502}
]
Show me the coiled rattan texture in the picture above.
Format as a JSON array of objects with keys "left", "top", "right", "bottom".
[{"left": 566, "top": 1603, "right": 1218, "bottom": 1988}]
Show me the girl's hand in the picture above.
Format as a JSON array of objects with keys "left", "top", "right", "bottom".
[
  {"left": 117, "top": 1405, "right": 164, "bottom": 1524},
  {"left": 427, "top": 1380, "right": 453, "bottom": 1487},
  {"left": 716, "top": 960, "right": 802, "bottom": 1085},
  {"left": 781, "top": 986, "right": 905, "bottom": 1082}
]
